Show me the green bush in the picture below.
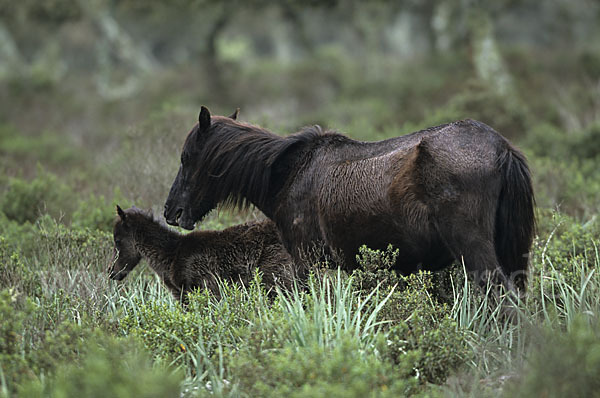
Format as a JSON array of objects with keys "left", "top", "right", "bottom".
[
  {"left": 1, "top": 214, "right": 112, "bottom": 301},
  {"left": 531, "top": 156, "right": 600, "bottom": 218},
  {"left": 0, "top": 289, "right": 36, "bottom": 393},
  {"left": 231, "top": 335, "right": 417, "bottom": 398},
  {"left": 401, "top": 81, "right": 531, "bottom": 140},
  {"left": 571, "top": 122, "right": 600, "bottom": 159},
  {"left": 120, "top": 278, "right": 272, "bottom": 366},
  {"left": 504, "top": 317, "right": 600, "bottom": 398},
  {"left": 529, "top": 210, "right": 600, "bottom": 292},
  {"left": 523, "top": 121, "right": 600, "bottom": 161},
  {"left": 0, "top": 169, "right": 73, "bottom": 224},
  {"left": 0, "top": 236, "right": 40, "bottom": 295},
  {"left": 352, "top": 246, "right": 471, "bottom": 385},
  {"left": 71, "top": 188, "right": 132, "bottom": 232},
  {"left": 353, "top": 244, "right": 403, "bottom": 292},
  {"left": 0, "top": 289, "right": 91, "bottom": 394},
  {"left": 0, "top": 125, "right": 82, "bottom": 172},
  {"left": 0, "top": 212, "right": 38, "bottom": 257},
  {"left": 381, "top": 272, "right": 470, "bottom": 385},
  {"left": 18, "top": 336, "right": 182, "bottom": 398},
  {"left": 33, "top": 216, "right": 112, "bottom": 272}
]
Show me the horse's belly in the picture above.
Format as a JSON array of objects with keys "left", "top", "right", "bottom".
[{"left": 319, "top": 208, "right": 451, "bottom": 272}]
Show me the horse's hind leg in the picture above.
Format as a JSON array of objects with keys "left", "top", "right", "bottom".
[
  {"left": 445, "top": 230, "right": 515, "bottom": 293},
  {"left": 434, "top": 205, "right": 516, "bottom": 295}
]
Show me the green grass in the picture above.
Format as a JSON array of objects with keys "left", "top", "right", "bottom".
[{"left": 1, "top": 207, "right": 599, "bottom": 396}]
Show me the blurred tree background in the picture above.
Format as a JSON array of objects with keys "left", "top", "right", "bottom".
[{"left": 0, "top": 0, "right": 599, "bottom": 215}]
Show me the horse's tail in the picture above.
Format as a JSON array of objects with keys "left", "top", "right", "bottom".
[{"left": 494, "top": 144, "right": 535, "bottom": 291}]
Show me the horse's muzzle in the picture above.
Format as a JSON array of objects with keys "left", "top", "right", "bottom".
[
  {"left": 179, "top": 218, "right": 195, "bottom": 230},
  {"left": 164, "top": 207, "right": 183, "bottom": 226}
]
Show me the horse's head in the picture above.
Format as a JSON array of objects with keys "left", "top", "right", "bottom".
[
  {"left": 108, "top": 205, "right": 142, "bottom": 281},
  {"left": 164, "top": 106, "right": 238, "bottom": 230}
]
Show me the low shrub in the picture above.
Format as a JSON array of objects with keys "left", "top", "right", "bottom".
[
  {"left": 71, "top": 188, "right": 132, "bottom": 232},
  {"left": 0, "top": 124, "right": 82, "bottom": 173},
  {"left": 523, "top": 121, "right": 600, "bottom": 161},
  {"left": 529, "top": 210, "right": 600, "bottom": 293},
  {"left": 119, "top": 277, "right": 271, "bottom": 367},
  {"left": 0, "top": 289, "right": 91, "bottom": 395},
  {"left": 353, "top": 246, "right": 471, "bottom": 385},
  {"left": 231, "top": 335, "right": 417, "bottom": 398},
  {"left": 504, "top": 317, "right": 600, "bottom": 398},
  {"left": 0, "top": 169, "right": 73, "bottom": 224},
  {"left": 18, "top": 335, "right": 182, "bottom": 398},
  {"left": 401, "top": 81, "right": 531, "bottom": 140}
]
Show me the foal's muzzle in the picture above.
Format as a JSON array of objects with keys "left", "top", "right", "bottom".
[{"left": 109, "top": 269, "right": 128, "bottom": 281}]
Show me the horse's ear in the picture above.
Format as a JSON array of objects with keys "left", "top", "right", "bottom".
[
  {"left": 116, "top": 205, "right": 126, "bottom": 221},
  {"left": 229, "top": 108, "right": 240, "bottom": 120},
  {"left": 198, "top": 106, "right": 211, "bottom": 132}
]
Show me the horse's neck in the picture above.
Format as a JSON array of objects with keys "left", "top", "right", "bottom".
[{"left": 133, "top": 219, "right": 179, "bottom": 277}]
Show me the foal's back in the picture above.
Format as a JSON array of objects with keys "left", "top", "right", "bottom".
[{"left": 174, "top": 220, "right": 295, "bottom": 293}]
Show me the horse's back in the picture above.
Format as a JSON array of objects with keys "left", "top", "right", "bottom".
[{"left": 282, "top": 119, "right": 508, "bottom": 272}]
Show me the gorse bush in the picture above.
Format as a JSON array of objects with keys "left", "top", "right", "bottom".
[
  {"left": 504, "top": 317, "right": 600, "bottom": 398},
  {"left": 523, "top": 121, "right": 600, "bottom": 161},
  {"left": 529, "top": 210, "right": 600, "bottom": 294},
  {"left": 71, "top": 188, "right": 132, "bottom": 232},
  {"left": 34, "top": 217, "right": 112, "bottom": 270},
  {"left": 0, "top": 236, "right": 40, "bottom": 295},
  {"left": 0, "top": 169, "right": 73, "bottom": 224},
  {"left": 1, "top": 214, "right": 112, "bottom": 301},
  {"left": 353, "top": 244, "right": 402, "bottom": 292},
  {"left": 0, "top": 289, "right": 35, "bottom": 393},
  {"left": 0, "top": 124, "right": 82, "bottom": 173},
  {"left": 352, "top": 246, "right": 471, "bottom": 385},
  {"left": 0, "top": 170, "right": 132, "bottom": 231},
  {"left": 531, "top": 156, "right": 600, "bottom": 218},
  {"left": 0, "top": 289, "right": 92, "bottom": 395},
  {"left": 18, "top": 335, "right": 182, "bottom": 398},
  {"left": 231, "top": 335, "right": 417, "bottom": 398},
  {"left": 120, "top": 276, "right": 274, "bottom": 367}
]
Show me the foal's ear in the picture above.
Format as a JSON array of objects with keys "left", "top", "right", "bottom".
[
  {"left": 116, "top": 205, "right": 126, "bottom": 221},
  {"left": 229, "top": 108, "right": 240, "bottom": 120},
  {"left": 198, "top": 106, "right": 211, "bottom": 132}
]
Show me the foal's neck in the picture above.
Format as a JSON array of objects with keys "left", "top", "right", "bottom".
[{"left": 132, "top": 216, "right": 179, "bottom": 277}]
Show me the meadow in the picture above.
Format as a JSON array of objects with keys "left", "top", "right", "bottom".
[{"left": 1, "top": 2, "right": 600, "bottom": 396}]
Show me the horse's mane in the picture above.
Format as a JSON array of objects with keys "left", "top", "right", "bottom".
[{"left": 193, "top": 117, "right": 325, "bottom": 210}]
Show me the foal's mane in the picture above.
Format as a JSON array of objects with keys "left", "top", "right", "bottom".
[
  {"left": 191, "top": 117, "right": 325, "bottom": 209},
  {"left": 122, "top": 207, "right": 170, "bottom": 231}
]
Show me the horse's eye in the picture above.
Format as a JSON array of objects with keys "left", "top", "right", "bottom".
[{"left": 115, "top": 239, "right": 121, "bottom": 245}]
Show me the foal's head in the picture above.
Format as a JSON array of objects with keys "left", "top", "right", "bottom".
[{"left": 108, "top": 205, "right": 143, "bottom": 281}]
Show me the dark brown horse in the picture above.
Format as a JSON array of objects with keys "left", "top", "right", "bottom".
[
  {"left": 109, "top": 205, "right": 295, "bottom": 301},
  {"left": 164, "top": 107, "right": 535, "bottom": 292}
]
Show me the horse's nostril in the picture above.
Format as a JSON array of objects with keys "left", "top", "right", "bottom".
[{"left": 165, "top": 207, "right": 183, "bottom": 226}]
